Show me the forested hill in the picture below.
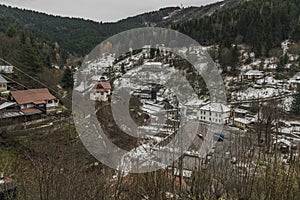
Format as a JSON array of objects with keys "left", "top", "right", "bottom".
[
  {"left": 1, "top": 0, "right": 300, "bottom": 69},
  {"left": 0, "top": 5, "right": 178, "bottom": 56},
  {"left": 173, "top": 0, "right": 300, "bottom": 57},
  {"left": 0, "top": 0, "right": 244, "bottom": 57}
]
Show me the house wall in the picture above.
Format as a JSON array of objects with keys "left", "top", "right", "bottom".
[
  {"left": 0, "top": 83, "right": 7, "bottom": 92},
  {"left": 90, "top": 90, "right": 110, "bottom": 101},
  {"left": 20, "top": 104, "right": 35, "bottom": 109},
  {"left": 46, "top": 99, "right": 59, "bottom": 108},
  {"left": 198, "top": 110, "right": 230, "bottom": 125},
  {"left": 234, "top": 121, "right": 246, "bottom": 129}
]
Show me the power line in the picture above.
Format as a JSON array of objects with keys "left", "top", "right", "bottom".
[
  {"left": 0, "top": 57, "right": 73, "bottom": 104},
  {"left": 1, "top": 74, "right": 27, "bottom": 89}
]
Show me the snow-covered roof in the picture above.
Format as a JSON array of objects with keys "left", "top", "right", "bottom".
[
  {"left": 234, "top": 117, "right": 251, "bottom": 125},
  {"left": 274, "top": 138, "right": 292, "bottom": 146},
  {"left": 200, "top": 103, "right": 230, "bottom": 113},
  {"left": 91, "top": 75, "right": 108, "bottom": 81},
  {"left": 234, "top": 108, "right": 248, "bottom": 114},
  {"left": 185, "top": 99, "right": 205, "bottom": 107},
  {"left": 245, "top": 70, "right": 264, "bottom": 76},
  {"left": 256, "top": 76, "right": 278, "bottom": 85},
  {"left": 0, "top": 75, "right": 8, "bottom": 83},
  {"left": 0, "top": 65, "right": 14, "bottom": 74},
  {"left": 292, "top": 72, "right": 300, "bottom": 80},
  {"left": 143, "top": 62, "right": 163, "bottom": 67},
  {"left": 0, "top": 102, "right": 16, "bottom": 110}
]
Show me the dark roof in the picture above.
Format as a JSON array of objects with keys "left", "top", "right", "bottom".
[{"left": 11, "top": 88, "right": 56, "bottom": 105}]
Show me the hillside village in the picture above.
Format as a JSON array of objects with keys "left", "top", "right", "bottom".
[
  {"left": 1, "top": 36, "right": 300, "bottom": 197},
  {"left": 2, "top": 0, "right": 300, "bottom": 198},
  {"left": 70, "top": 39, "right": 300, "bottom": 181}
]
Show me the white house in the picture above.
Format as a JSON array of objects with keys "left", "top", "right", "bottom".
[
  {"left": 90, "top": 82, "right": 112, "bottom": 101},
  {"left": 0, "top": 65, "right": 14, "bottom": 74},
  {"left": 289, "top": 72, "right": 300, "bottom": 89},
  {"left": 198, "top": 103, "right": 231, "bottom": 124},
  {"left": 244, "top": 70, "right": 264, "bottom": 80},
  {"left": 233, "top": 117, "right": 251, "bottom": 129}
]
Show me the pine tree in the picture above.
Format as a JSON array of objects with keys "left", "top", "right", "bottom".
[
  {"left": 62, "top": 68, "right": 74, "bottom": 89},
  {"left": 17, "top": 37, "right": 43, "bottom": 75},
  {"left": 291, "top": 84, "right": 300, "bottom": 115}
]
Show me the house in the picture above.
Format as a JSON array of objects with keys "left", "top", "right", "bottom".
[
  {"left": 233, "top": 117, "right": 251, "bottom": 129},
  {"left": 90, "top": 81, "right": 112, "bottom": 101},
  {"left": 10, "top": 88, "right": 59, "bottom": 115},
  {"left": 91, "top": 75, "right": 108, "bottom": 82},
  {"left": 288, "top": 72, "right": 300, "bottom": 89},
  {"left": 244, "top": 70, "right": 264, "bottom": 81},
  {"left": 139, "top": 89, "right": 157, "bottom": 100},
  {"left": 233, "top": 108, "right": 248, "bottom": 118},
  {"left": 0, "top": 65, "right": 14, "bottom": 74},
  {"left": 198, "top": 103, "right": 231, "bottom": 124},
  {"left": 0, "top": 75, "right": 8, "bottom": 92}
]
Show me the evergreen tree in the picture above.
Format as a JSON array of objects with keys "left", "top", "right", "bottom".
[
  {"left": 17, "top": 37, "right": 43, "bottom": 75},
  {"left": 62, "top": 68, "right": 74, "bottom": 89},
  {"left": 291, "top": 84, "right": 300, "bottom": 115},
  {"left": 5, "top": 25, "right": 16, "bottom": 37}
]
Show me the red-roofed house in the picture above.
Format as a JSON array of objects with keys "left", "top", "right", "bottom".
[
  {"left": 10, "top": 88, "right": 59, "bottom": 115},
  {"left": 90, "top": 82, "right": 112, "bottom": 101}
]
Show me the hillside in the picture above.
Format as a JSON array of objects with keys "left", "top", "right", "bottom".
[
  {"left": 173, "top": 0, "right": 300, "bottom": 57},
  {"left": 0, "top": 1, "right": 244, "bottom": 57}
]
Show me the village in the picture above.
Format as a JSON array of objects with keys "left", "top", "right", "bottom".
[
  {"left": 70, "top": 40, "right": 300, "bottom": 184},
  {"left": 1, "top": 40, "right": 300, "bottom": 193}
]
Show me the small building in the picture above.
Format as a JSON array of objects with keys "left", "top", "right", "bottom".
[
  {"left": 244, "top": 70, "right": 264, "bottom": 81},
  {"left": 0, "top": 66, "right": 14, "bottom": 74},
  {"left": 198, "top": 103, "right": 231, "bottom": 125},
  {"left": 233, "top": 117, "right": 251, "bottom": 129},
  {"left": 10, "top": 88, "right": 59, "bottom": 115},
  {"left": 139, "top": 89, "right": 157, "bottom": 100},
  {"left": 233, "top": 108, "right": 248, "bottom": 118},
  {"left": 90, "top": 82, "right": 112, "bottom": 101},
  {"left": 288, "top": 72, "right": 300, "bottom": 89},
  {"left": 0, "top": 75, "right": 8, "bottom": 92}
]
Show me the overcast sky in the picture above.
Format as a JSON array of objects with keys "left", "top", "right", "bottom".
[{"left": 1, "top": 0, "right": 220, "bottom": 22}]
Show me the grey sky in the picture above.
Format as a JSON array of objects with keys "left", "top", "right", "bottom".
[{"left": 1, "top": 0, "right": 220, "bottom": 22}]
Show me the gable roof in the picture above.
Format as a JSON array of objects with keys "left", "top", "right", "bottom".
[
  {"left": 0, "top": 75, "right": 8, "bottom": 83},
  {"left": 94, "top": 81, "right": 111, "bottom": 90},
  {"left": 245, "top": 70, "right": 264, "bottom": 76},
  {"left": 11, "top": 88, "right": 56, "bottom": 105},
  {"left": 200, "top": 103, "right": 231, "bottom": 113}
]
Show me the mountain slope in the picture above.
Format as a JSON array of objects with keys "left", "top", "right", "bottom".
[{"left": 0, "top": 1, "right": 244, "bottom": 56}]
